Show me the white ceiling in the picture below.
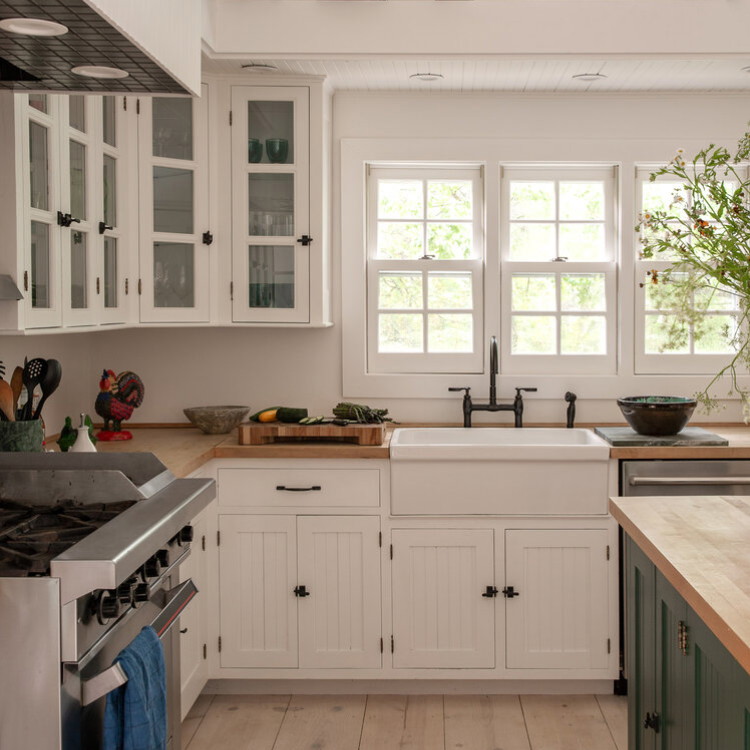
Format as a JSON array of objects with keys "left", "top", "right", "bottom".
[{"left": 202, "top": 55, "right": 750, "bottom": 92}]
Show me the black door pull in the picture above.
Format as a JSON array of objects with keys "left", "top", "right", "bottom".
[
  {"left": 294, "top": 585, "right": 310, "bottom": 597},
  {"left": 482, "top": 586, "right": 498, "bottom": 598},
  {"left": 276, "top": 485, "right": 321, "bottom": 492},
  {"left": 502, "top": 586, "right": 519, "bottom": 598}
]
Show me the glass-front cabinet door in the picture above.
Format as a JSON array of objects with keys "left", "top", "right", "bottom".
[
  {"left": 138, "top": 87, "right": 210, "bottom": 323},
  {"left": 22, "top": 94, "right": 62, "bottom": 328},
  {"left": 231, "top": 86, "right": 310, "bottom": 322}
]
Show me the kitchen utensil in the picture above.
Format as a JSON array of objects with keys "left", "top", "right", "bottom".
[
  {"left": 32, "top": 358, "right": 61, "bottom": 421},
  {"left": 183, "top": 405, "right": 249, "bottom": 434},
  {"left": 617, "top": 396, "right": 697, "bottom": 436},
  {"left": 21, "top": 358, "right": 47, "bottom": 420},
  {"left": 10, "top": 366, "right": 23, "bottom": 418},
  {"left": 0, "top": 380, "right": 13, "bottom": 421}
]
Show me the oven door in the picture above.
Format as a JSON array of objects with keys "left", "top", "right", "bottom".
[
  {"left": 63, "top": 574, "right": 196, "bottom": 750},
  {"left": 622, "top": 459, "right": 750, "bottom": 496}
]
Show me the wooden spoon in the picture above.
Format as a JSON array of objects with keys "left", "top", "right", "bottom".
[
  {"left": 10, "top": 366, "right": 23, "bottom": 419},
  {"left": 0, "top": 380, "right": 15, "bottom": 421}
]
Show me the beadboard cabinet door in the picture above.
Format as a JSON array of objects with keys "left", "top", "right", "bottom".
[
  {"left": 297, "top": 516, "right": 381, "bottom": 669},
  {"left": 391, "top": 528, "right": 495, "bottom": 669},
  {"left": 219, "top": 515, "right": 298, "bottom": 668},
  {"left": 504, "top": 528, "right": 610, "bottom": 670}
]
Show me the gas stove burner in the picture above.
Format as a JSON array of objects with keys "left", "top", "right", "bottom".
[{"left": 0, "top": 499, "right": 136, "bottom": 576}]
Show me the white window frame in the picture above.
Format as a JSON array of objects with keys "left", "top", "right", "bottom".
[
  {"left": 366, "top": 165, "right": 484, "bottom": 374},
  {"left": 500, "top": 165, "right": 618, "bottom": 375},
  {"left": 634, "top": 165, "right": 746, "bottom": 375}
]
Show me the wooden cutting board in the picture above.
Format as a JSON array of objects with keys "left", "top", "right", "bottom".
[{"left": 238, "top": 422, "right": 387, "bottom": 446}]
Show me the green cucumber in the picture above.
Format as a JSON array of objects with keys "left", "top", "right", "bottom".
[{"left": 277, "top": 407, "right": 309, "bottom": 423}]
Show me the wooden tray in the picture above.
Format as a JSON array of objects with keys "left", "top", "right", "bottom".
[{"left": 238, "top": 422, "right": 386, "bottom": 446}]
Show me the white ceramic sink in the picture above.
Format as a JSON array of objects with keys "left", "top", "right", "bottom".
[
  {"left": 390, "top": 427, "right": 610, "bottom": 461},
  {"left": 389, "top": 428, "right": 613, "bottom": 515}
]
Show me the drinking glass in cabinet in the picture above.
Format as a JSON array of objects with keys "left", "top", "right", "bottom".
[
  {"left": 248, "top": 138, "right": 262, "bottom": 163},
  {"left": 153, "top": 242, "right": 195, "bottom": 308},
  {"left": 248, "top": 174, "right": 294, "bottom": 236},
  {"left": 248, "top": 245, "right": 295, "bottom": 308},
  {"left": 247, "top": 101, "right": 294, "bottom": 164},
  {"left": 152, "top": 98, "right": 193, "bottom": 161},
  {"left": 30, "top": 221, "right": 50, "bottom": 309}
]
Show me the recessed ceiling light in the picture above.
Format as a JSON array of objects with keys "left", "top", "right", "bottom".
[
  {"left": 0, "top": 17, "right": 68, "bottom": 37},
  {"left": 572, "top": 73, "right": 608, "bottom": 82},
  {"left": 241, "top": 63, "right": 279, "bottom": 73},
  {"left": 71, "top": 65, "right": 129, "bottom": 80},
  {"left": 409, "top": 72, "right": 444, "bottom": 82}
]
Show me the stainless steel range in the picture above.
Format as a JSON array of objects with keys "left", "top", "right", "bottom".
[{"left": 0, "top": 452, "right": 215, "bottom": 750}]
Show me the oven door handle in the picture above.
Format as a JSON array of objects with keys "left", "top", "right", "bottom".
[
  {"left": 80, "top": 579, "right": 198, "bottom": 707},
  {"left": 629, "top": 476, "right": 750, "bottom": 486}
]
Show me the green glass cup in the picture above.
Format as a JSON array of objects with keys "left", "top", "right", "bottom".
[
  {"left": 266, "top": 138, "right": 289, "bottom": 164},
  {"left": 248, "top": 138, "right": 262, "bottom": 163}
]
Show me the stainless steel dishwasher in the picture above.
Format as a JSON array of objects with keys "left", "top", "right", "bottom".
[{"left": 622, "top": 459, "right": 750, "bottom": 496}]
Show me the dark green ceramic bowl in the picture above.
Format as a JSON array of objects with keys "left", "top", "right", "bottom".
[{"left": 617, "top": 396, "right": 697, "bottom": 436}]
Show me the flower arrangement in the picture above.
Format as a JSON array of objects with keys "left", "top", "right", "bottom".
[{"left": 635, "top": 128, "right": 750, "bottom": 416}]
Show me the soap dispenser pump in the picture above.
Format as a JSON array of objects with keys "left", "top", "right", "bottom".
[{"left": 70, "top": 413, "right": 97, "bottom": 453}]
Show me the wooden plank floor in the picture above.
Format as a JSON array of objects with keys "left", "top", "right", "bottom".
[{"left": 183, "top": 694, "right": 626, "bottom": 750}]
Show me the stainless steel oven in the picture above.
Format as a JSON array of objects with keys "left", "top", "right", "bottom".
[{"left": 0, "top": 453, "right": 215, "bottom": 750}]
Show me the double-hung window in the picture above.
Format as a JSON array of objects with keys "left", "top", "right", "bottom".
[
  {"left": 366, "top": 165, "right": 484, "bottom": 373},
  {"left": 499, "top": 166, "right": 617, "bottom": 374},
  {"left": 634, "top": 166, "right": 742, "bottom": 374}
]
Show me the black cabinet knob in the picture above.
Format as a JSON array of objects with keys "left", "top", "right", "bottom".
[
  {"left": 482, "top": 586, "right": 499, "bottom": 598},
  {"left": 294, "top": 585, "right": 310, "bottom": 597},
  {"left": 133, "top": 582, "right": 151, "bottom": 603},
  {"left": 502, "top": 586, "right": 520, "bottom": 598},
  {"left": 116, "top": 578, "right": 136, "bottom": 605}
]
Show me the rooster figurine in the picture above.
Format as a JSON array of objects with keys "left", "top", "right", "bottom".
[{"left": 95, "top": 369, "right": 145, "bottom": 441}]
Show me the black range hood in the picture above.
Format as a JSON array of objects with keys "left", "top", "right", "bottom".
[{"left": 0, "top": 0, "right": 189, "bottom": 93}]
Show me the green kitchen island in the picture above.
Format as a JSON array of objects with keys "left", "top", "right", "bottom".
[{"left": 611, "top": 494, "right": 750, "bottom": 750}]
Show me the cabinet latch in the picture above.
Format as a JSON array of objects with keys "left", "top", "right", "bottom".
[
  {"left": 57, "top": 211, "right": 80, "bottom": 228},
  {"left": 482, "top": 586, "right": 499, "bottom": 598},
  {"left": 296, "top": 235, "right": 313, "bottom": 247},
  {"left": 644, "top": 712, "right": 660, "bottom": 733},
  {"left": 294, "top": 585, "right": 310, "bottom": 598},
  {"left": 502, "top": 586, "right": 519, "bottom": 598},
  {"left": 98, "top": 222, "right": 113, "bottom": 235},
  {"left": 202, "top": 231, "right": 214, "bottom": 246}
]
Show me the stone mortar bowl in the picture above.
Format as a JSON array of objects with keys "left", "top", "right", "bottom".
[
  {"left": 183, "top": 405, "right": 250, "bottom": 434},
  {"left": 617, "top": 396, "right": 697, "bottom": 436}
]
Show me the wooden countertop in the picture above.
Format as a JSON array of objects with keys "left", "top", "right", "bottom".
[{"left": 610, "top": 494, "right": 750, "bottom": 676}]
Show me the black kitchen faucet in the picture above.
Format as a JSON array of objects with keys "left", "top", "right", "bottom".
[{"left": 449, "top": 336, "right": 537, "bottom": 427}]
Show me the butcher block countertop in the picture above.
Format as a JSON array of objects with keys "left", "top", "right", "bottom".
[{"left": 610, "top": 494, "right": 750, "bottom": 676}]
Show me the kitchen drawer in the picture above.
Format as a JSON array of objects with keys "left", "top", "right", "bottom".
[{"left": 218, "top": 468, "right": 380, "bottom": 507}]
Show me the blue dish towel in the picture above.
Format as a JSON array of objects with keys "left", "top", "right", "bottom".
[{"left": 102, "top": 625, "right": 167, "bottom": 750}]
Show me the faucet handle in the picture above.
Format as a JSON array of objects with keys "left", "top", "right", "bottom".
[
  {"left": 515, "top": 387, "right": 537, "bottom": 396},
  {"left": 449, "top": 387, "right": 471, "bottom": 395}
]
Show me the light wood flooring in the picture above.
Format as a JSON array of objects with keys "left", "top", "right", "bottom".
[{"left": 183, "top": 693, "right": 627, "bottom": 750}]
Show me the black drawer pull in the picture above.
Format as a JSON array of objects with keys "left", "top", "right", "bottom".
[{"left": 276, "top": 485, "right": 322, "bottom": 492}]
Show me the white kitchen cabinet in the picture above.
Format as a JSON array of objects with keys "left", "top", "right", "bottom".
[
  {"left": 218, "top": 514, "right": 381, "bottom": 670},
  {"left": 229, "top": 82, "right": 330, "bottom": 326},
  {"left": 391, "top": 528, "right": 496, "bottom": 669},
  {"left": 504, "top": 528, "right": 611, "bottom": 670},
  {"left": 14, "top": 93, "right": 135, "bottom": 330},
  {"left": 137, "top": 86, "right": 211, "bottom": 323},
  {"left": 179, "top": 503, "right": 211, "bottom": 720}
]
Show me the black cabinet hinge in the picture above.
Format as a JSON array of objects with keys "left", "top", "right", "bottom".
[
  {"left": 389, "top": 544, "right": 393, "bottom": 560},
  {"left": 607, "top": 638, "right": 611, "bottom": 654},
  {"left": 137, "top": 278, "right": 142, "bottom": 295},
  {"left": 217, "top": 530, "right": 221, "bottom": 546},
  {"left": 230, "top": 281, "right": 234, "bottom": 301},
  {"left": 218, "top": 636, "right": 222, "bottom": 653},
  {"left": 203, "top": 643, "right": 207, "bottom": 660},
  {"left": 201, "top": 534, "right": 206, "bottom": 551},
  {"left": 378, "top": 532, "right": 382, "bottom": 548},
  {"left": 136, "top": 99, "right": 140, "bottom": 115},
  {"left": 96, "top": 277, "right": 100, "bottom": 295},
  {"left": 229, "top": 110, "right": 232, "bottom": 126},
  {"left": 380, "top": 637, "right": 383, "bottom": 653},
  {"left": 390, "top": 635, "right": 394, "bottom": 653},
  {"left": 23, "top": 270, "right": 28, "bottom": 291},
  {"left": 125, "top": 278, "right": 129, "bottom": 295},
  {"left": 606, "top": 545, "right": 610, "bottom": 561},
  {"left": 123, "top": 97, "right": 127, "bottom": 111}
]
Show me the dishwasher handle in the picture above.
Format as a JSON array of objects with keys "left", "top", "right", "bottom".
[{"left": 629, "top": 476, "right": 750, "bottom": 487}]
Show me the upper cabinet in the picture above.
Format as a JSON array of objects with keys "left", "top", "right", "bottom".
[
  {"left": 0, "top": 74, "right": 331, "bottom": 333},
  {"left": 138, "top": 86, "right": 211, "bottom": 323},
  {"left": 18, "top": 93, "right": 135, "bottom": 331},
  {"left": 230, "top": 81, "right": 331, "bottom": 327}
]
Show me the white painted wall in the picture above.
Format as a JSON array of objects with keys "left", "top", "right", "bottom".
[{"left": 69, "top": 90, "right": 750, "bottom": 427}]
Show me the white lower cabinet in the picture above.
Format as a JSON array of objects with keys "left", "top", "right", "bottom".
[
  {"left": 179, "top": 503, "right": 211, "bottom": 720},
  {"left": 219, "top": 514, "right": 381, "bottom": 669},
  {"left": 504, "top": 528, "right": 610, "bottom": 670},
  {"left": 391, "top": 529, "right": 495, "bottom": 669}
]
